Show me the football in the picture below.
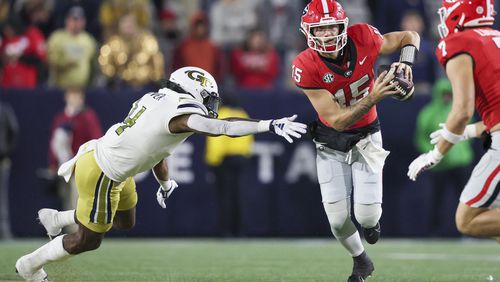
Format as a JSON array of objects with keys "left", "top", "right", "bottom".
[{"left": 377, "top": 64, "right": 415, "bottom": 101}]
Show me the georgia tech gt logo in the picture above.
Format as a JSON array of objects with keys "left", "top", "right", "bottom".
[{"left": 186, "top": 70, "right": 212, "bottom": 87}]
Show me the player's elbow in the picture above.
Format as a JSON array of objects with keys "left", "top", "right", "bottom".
[{"left": 404, "top": 31, "right": 420, "bottom": 47}]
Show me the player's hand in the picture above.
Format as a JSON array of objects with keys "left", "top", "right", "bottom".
[
  {"left": 371, "top": 66, "right": 399, "bottom": 101},
  {"left": 407, "top": 147, "right": 443, "bottom": 181},
  {"left": 156, "top": 179, "right": 178, "bottom": 209},
  {"left": 392, "top": 62, "right": 413, "bottom": 81},
  {"left": 430, "top": 123, "right": 476, "bottom": 145},
  {"left": 270, "top": 114, "right": 308, "bottom": 143}
]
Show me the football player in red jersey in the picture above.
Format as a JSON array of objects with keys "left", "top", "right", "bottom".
[
  {"left": 408, "top": 0, "right": 500, "bottom": 242},
  {"left": 292, "top": 0, "right": 420, "bottom": 281}
]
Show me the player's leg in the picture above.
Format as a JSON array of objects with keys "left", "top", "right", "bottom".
[
  {"left": 455, "top": 146, "right": 500, "bottom": 238},
  {"left": 316, "top": 146, "right": 371, "bottom": 281},
  {"left": 113, "top": 176, "right": 137, "bottom": 230},
  {"left": 455, "top": 203, "right": 500, "bottom": 237},
  {"left": 16, "top": 151, "right": 112, "bottom": 281},
  {"left": 38, "top": 208, "right": 76, "bottom": 239},
  {"left": 16, "top": 220, "right": 105, "bottom": 281},
  {"left": 352, "top": 132, "right": 383, "bottom": 245}
]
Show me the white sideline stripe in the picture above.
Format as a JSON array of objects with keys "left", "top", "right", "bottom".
[{"left": 386, "top": 253, "right": 500, "bottom": 262}]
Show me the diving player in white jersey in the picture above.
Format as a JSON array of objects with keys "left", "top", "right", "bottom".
[{"left": 15, "top": 66, "right": 307, "bottom": 282}]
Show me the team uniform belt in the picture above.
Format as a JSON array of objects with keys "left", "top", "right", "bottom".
[{"left": 309, "top": 119, "right": 381, "bottom": 152}]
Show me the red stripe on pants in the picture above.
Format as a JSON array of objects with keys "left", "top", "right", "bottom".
[{"left": 466, "top": 165, "right": 500, "bottom": 206}]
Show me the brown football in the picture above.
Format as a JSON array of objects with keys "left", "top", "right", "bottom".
[{"left": 377, "top": 64, "right": 415, "bottom": 101}]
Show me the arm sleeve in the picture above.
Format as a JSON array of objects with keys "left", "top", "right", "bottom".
[{"left": 187, "top": 114, "right": 271, "bottom": 137}]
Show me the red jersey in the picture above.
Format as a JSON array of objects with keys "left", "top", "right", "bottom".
[
  {"left": 0, "top": 26, "right": 46, "bottom": 88},
  {"left": 292, "top": 24, "right": 383, "bottom": 130},
  {"left": 48, "top": 108, "right": 103, "bottom": 169},
  {"left": 436, "top": 28, "right": 500, "bottom": 131}
]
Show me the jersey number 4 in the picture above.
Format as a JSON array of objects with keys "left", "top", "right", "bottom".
[{"left": 115, "top": 100, "right": 146, "bottom": 135}]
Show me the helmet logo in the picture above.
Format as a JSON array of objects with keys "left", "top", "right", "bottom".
[
  {"left": 323, "top": 73, "right": 334, "bottom": 83},
  {"left": 185, "top": 70, "right": 212, "bottom": 87}
]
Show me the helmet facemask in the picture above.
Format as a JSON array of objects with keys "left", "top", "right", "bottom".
[
  {"left": 301, "top": 19, "right": 348, "bottom": 53},
  {"left": 200, "top": 89, "right": 221, "bottom": 118}
]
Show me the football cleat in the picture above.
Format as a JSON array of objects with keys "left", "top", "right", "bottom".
[
  {"left": 347, "top": 274, "right": 366, "bottom": 282},
  {"left": 37, "top": 209, "right": 61, "bottom": 240},
  {"left": 349, "top": 251, "right": 374, "bottom": 281},
  {"left": 15, "top": 255, "right": 51, "bottom": 282},
  {"left": 363, "top": 222, "right": 381, "bottom": 245}
]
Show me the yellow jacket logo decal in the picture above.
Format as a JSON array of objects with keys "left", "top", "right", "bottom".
[{"left": 186, "top": 70, "right": 212, "bottom": 87}]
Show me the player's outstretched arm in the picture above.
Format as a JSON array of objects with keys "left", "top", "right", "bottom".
[
  {"left": 169, "top": 114, "right": 307, "bottom": 143},
  {"left": 407, "top": 54, "right": 475, "bottom": 181},
  {"left": 301, "top": 68, "right": 398, "bottom": 131}
]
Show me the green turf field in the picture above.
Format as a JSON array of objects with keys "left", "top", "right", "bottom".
[{"left": 1, "top": 239, "right": 499, "bottom": 282}]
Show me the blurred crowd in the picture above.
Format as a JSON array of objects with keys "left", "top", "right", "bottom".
[{"left": 2, "top": 0, "right": 498, "bottom": 94}]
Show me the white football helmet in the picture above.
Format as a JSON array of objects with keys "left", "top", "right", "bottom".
[{"left": 169, "top": 66, "right": 221, "bottom": 118}]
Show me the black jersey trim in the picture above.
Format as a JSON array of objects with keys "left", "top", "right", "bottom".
[{"left": 318, "top": 37, "right": 357, "bottom": 77}]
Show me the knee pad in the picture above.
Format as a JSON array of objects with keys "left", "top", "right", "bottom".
[
  {"left": 354, "top": 203, "right": 382, "bottom": 228},
  {"left": 323, "top": 199, "right": 356, "bottom": 239}
]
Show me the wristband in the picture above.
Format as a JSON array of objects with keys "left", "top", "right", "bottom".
[
  {"left": 431, "top": 146, "right": 444, "bottom": 162},
  {"left": 152, "top": 170, "right": 171, "bottom": 191},
  {"left": 258, "top": 120, "right": 272, "bottom": 133},
  {"left": 441, "top": 126, "right": 463, "bottom": 144},
  {"left": 399, "top": 44, "right": 418, "bottom": 66}
]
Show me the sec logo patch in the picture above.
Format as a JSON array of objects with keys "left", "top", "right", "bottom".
[{"left": 323, "top": 73, "right": 334, "bottom": 83}]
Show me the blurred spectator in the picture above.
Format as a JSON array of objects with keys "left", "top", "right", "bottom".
[
  {"left": 257, "top": 0, "right": 302, "bottom": 52},
  {"left": 414, "top": 79, "right": 474, "bottom": 236},
  {"left": 0, "top": 101, "right": 18, "bottom": 240},
  {"left": 393, "top": 10, "right": 438, "bottom": 95},
  {"left": 157, "top": 8, "right": 180, "bottom": 76},
  {"left": 205, "top": 95, "right": 253, "bottom": 237},
  {"left": 98, "top": 13, "right": 164, "bottom": 88},
  {"left": 374, "top": 0, "right": 429, "bottom": 35},
  {"left": 341, "top": 0, "right": 372, "bottom": 25},
  {"left": 47, "top": 6, "right": 97, "bottom": 89},
  {"left": 153, "top": 0, "right": 201, "bottom": 35},
  {"left": 230, "top": 28, "right": 279, "bottom": 89},
  {"left": 47, "top": 88, "right": 102, "bottom": 232},
  {"left": 210, "top": 0, "right": 259, "bottom": 49},
  {"left": 0, "top": 0, "right": 11, "bottom": 23},
  {"left": 14, "top": 0, "right": 54, "bottom": 37},
  {"left": 52, "top": 0, "right": 102, "bottom": 41},
  {"left": 99, "top": 0, "right": 152, "bottom": 39},
  {"left": 0, "top": 17, "right": 47, "bottom": 88},
  {"left": 172, "top": 12, "right": 223, "bottom": 81}
]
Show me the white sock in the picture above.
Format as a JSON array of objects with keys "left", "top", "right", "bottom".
[
  {"left": 337, "top": 231, "right": 364, "bottom": 257},
  {"left": 55, "top": 210, "right": 76, "bottom": 228},
  {"left": 25, "top": 235, "right": 71, "bottom": 270}
]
